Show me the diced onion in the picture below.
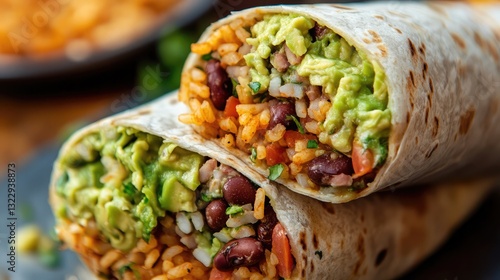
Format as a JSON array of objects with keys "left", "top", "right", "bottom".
[
  {"left": 193, "top": 248, "right": 212, "bottom": 267},
  {"left": 269, "top": 77, "right": 281, "bottom": 97},
  {"left": 176, "top": 212, "right": 192, "bottom": 235}
]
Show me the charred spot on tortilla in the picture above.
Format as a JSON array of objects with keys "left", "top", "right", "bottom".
[
  {"left": 422, "top": 62, "right": 428, "bottom": 80},
  {"left": 419, "top": 44, "right": 426, "bottom": 55},
  {"left": 312, "top": 233, "right": 319, "bottom": 249},
  {"left": 409, "top": 71, "right": 415, "bottom": 87},
  {"left": 330, "top": 4, "right": 354, "bottom": 10},
  {"left": 368, "top": 30, "right": 382, "bottom": 43},
  {"left": 459, "top": 108, "right": 475, "bottom": 135},
  {"left": 300, "top": 231, "right": 307, "bottom": 251},
  {"left": 425, "top": 142, "right": 438, "bottom": 159},
  {"left": 378, "top": 44, "right": 388, "bottom": 57},
  {"left": 425, "top": 106, "right": 430, "bottom": 125},
  {"left": 314, "top": 250, "right": 323, "bottom": 260},
  {"left": 429, "top": 78, "right": 434, "bottom": 93},
  {"left": 374, "top": 15, "right": 384, "bottom": 20},
  {"left": 408, "top": 38, "right": 417, "bottom": 58},
  {"left": 320, "top": 202, "right": 336, "bottom": 215},
  {"left": 353, "top": 234, "right": 366, "bottom": 275},
  {"left": 375, "top": 248, "right": 387, "bottom": 267},
  {"left": 432, "top": 117, "right": 439, "bottom": 137},
  {"left": 451, "top": 33, "right": 466, "bottom": 49},
  {"left": 474, "top": 31, "right": 487, "bottom": 50}
]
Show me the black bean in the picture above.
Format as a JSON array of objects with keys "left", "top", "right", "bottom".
[
  {"left": 257, "top": 206, "right": 279, "bottom": 247},
  {"left": 307, "top": 153, "right": 354, "bottom": 186},
  {"left": 269, "top": 102, "right": 296, "bottom": 130},
  {"left": 206, "top": 59, "right": 233, "bottom": 111},
  {"left": 205, "top": 199, "right": 229, "bottom": 231},
  {"left": 223, "top": 176, "right": 256, "bottom": 205},
  {"left": 213, "top": 237, "right": 265, "bottom": 271}
]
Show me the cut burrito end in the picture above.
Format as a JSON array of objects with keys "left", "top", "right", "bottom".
[
  {"left": 179, "top": 11, "right": 391, "bottom": 196},
  {"left": 51, "top": 125, "right": 294, "bottom": 279}
]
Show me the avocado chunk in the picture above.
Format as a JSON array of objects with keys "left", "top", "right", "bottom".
[{"left": 159, "top": 177, "right": 196, "bottom": 213}]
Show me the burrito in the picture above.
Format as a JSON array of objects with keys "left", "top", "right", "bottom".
[
  {"left": 178, "top": 2, "right": 500, "bottom": 202},
  {"left": 50, "top": 94, "right": 495, "bottom": 279}
]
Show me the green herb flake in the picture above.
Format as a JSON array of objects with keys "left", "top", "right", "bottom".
[
  {"left": 315, "top": 250, "right": 323, "bottom": 260},
  {"left": 248, "top": 81, "right": 261, "bottom": 94},
  {"left": 118, "top": 264, "right": 132, "bottom": 277},
  {"left": 231, "top": 78, "right": 240, "bottom": 97},
  {"left": 286, "top": 115, "right": 305, "bottom": 134},
  {"left": 307, "top": 140, "right": 318, "bottom": 149},
  {"left": 123, "top": 182, "right": 137, "bottom": 197},
  {"left": 201, "top": 193, "right": 212, "bottom": 202},
  {"left": 268, "top": 164, "right": 284, "bottom": 180},
  {"left": 250, "top": 147, "right": 257, "bottom": 163},
  {"left": 226, "top": 205, "right": 244, "bottom": 215},
  {"left": 202, "top": 53, "right": 212, "bottom": 61}
]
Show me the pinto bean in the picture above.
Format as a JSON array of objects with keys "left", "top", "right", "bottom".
[
  {"left": 205, "top": 199, "right": 229, "bottom": 231},
  {"left": 213, "top": 237, "right": 265, "bottom": 271},
  {"left": 307, "top": 153, "right": 354, "bottom": 186},
  {"left": 206, "top": 59, "right": 232, "bottom": 110},
  {"left": 269, "top": 102, "right": 296, "bottom": 130},
  {"left": 223, "top": 176, "right": 256, "bottom": 206}
]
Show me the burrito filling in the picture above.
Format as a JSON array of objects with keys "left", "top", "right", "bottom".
[
  {"left": 54, "top": 126, "right": 293, "bottom": 279},
  {"left": 180, "top": 13, "right": 390, "bottom": 191}
]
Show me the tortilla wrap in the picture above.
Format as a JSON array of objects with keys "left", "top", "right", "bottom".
[
  {"left": 178, "top": 2, "right": 500, "bottom": 203},
  {"left": 49, "top": 93, "right": 496, "bottom": 279}
]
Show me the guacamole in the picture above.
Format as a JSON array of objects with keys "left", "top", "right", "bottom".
[
  {"left": 55, "top": 127, "right": 203, "bottom": 251},
  {"left": 245, "top": 14, "right": 390, "bottom": 165}
]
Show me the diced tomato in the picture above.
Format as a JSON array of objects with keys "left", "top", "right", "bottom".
[
  {"left": 209, "top": 267, "right": 232, "bottom": 280},
  {"left": 265, "top": 143, "right": 289, "bottom": 166},
  {"left": 352, "top": 142, "right": 375, "bottom": 178},
  {"left": 224, "top": 96, "right": 240, "bottom": 118},
  {"left": 284, "top": 131, "right": 317, "bottom": 148},
  {"left": 272, "top": 223, "right": 294, "bottom": 278}
]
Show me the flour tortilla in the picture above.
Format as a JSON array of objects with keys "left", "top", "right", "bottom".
[
  {"left": 49, "top": 93, "right": 496, "bottom": 279},
  {"left": 181, "top": 2, "right": 500, "bottom": 203}
]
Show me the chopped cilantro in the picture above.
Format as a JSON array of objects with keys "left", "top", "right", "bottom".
[
  {"left": 315, "top": 250, "right": 323, "bottom": 260},
  {"left": 202, "top": 53, "right": 212, "bottom": 61},
  {"left": 248, "top": 81, "right": 261, "bottom": 94},
  {"left": 286, "top": 115, "right": 305, "bottom": 134},
  {"left": 250, "top": 147, "right": 257, "bottom": 163},
  {"left": 226, "top": 205, "right": 244, "bottom": 215},
  {"left": 118, "top": 264, "right": 132, "bottom": 277},
  {"left": 118, "top": 264, "right": 141, "bottom": 279},
  {"left": 307, "top": 140, "right": 318, "bottom": 149},
  {"left": 231, "top": 78, "right": 239, "bottom": 97},
  {"left": 201, "top": 193, "right": 212, "bottom": 202},
  {"left": 268, "top": 164, "right": 284, "bottom": 180},
  {"left": 123, "top": 182, "right": 137, "bottom": 196}
]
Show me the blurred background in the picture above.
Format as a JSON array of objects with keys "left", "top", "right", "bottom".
[{"left": 0, "top": 1, "right": 498, "bottom": 279}]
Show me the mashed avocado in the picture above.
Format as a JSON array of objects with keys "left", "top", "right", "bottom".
[
  {"left": 245, "top": 14, "right": 390, "bottom": 165},
  {"left": 55, "top": 127, "right": 203, "bottom": 251}
]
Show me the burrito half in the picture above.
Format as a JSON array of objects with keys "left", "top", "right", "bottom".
[
  {"left": 50, "top": 94, "right": 495, "bottom": 279},
  {"left": 178, "top": 2, "right": 500, "bottom": 202}
]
